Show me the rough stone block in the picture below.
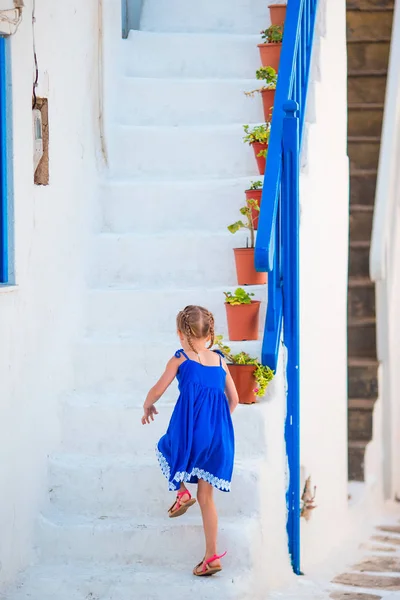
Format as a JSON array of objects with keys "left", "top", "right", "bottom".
[
  {"left": 348, "top": 281, "right": 376, "bottom": 319},
  {"left": 348, "top": 106, "right": 384, "bottom": 137},
  {"left": 330, "top": 593, "right": 381, "bottom": 600},
  {"left": 348, "top": 41, "right": 390, "bottom": 72},
  {"left": 348, "top": 320, "right": 377, "bottom": 359},
  {"left": 349, "top": 244, "right": 371, "bottom": 278},
  {"left": 332, "top": 573, "right": 400, "bottom": 590},
  {"left": 348, "top": 139, "right": 381, "bottom": 171},
  {"left": 348, "top": 442, "right": 366, "bottom": 481},
  {"left": 347, "top": 0, "right": 393, "bottom": 9},
  {"left": 353, "top": 556, "right": 400, "bottom": 572},
  {"left": 350, "top": 171, "right": 377, "bottom": 206},
  {"left": 349, "top": 208, "right": 374, "bottom": 243},
  {"left": 348, "top": 363, "right": 378, "bottom": 399},
  {"left": 348, "top": 408, "right": 373, "bottom": 442},
  {"left": 348, "top": 75, "right": 387, "bottom": 105},
  {"left": 347, "top": 10, "right": 393, "bottom": 42}
]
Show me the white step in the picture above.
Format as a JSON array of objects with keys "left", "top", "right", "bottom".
[
  {"left": 85, "top": 286, "right": 267, "bottom": 337},
  {"left": 99, "top": 177, "right": 263, "bottom": 234},
  {"left": 124, "top": 31, "right": 260, "bottom": 79},
  {"left": 60, "top": 396, "right": 269, "bottom": 458},
  {"left": 110, "top": 124, "right": 258, "bottom": 180},
  {"left": 0, "top": 563, "right": 254, "bottom": 600},
  {"left": 140, "top": 0, "right": 270, "bottom": 34},
  {"left": 90, "top": 230, "right": 252, "bottom": 287},
  {"left": 48, "top": 454, "right": 265, "bottom": 518},
  {"left": 72, "top": 338, "right": 262, "bottom": 392},
  {"left": 118, "top": 77, "right": 264, "bottom": 127},
  {"left": 37, "top": 512, "right": 262, "bottom": 568}
]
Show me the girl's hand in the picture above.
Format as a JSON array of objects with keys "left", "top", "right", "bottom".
[{"left": 141, "top": 403, "right": 159, "bottom": 425}]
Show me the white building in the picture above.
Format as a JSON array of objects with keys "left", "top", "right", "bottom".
[{"left": 0, "top": 0, "right": 398, "bottom": 598}]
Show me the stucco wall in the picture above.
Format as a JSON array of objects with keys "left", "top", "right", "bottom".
[
  {"left": 299, "top": 0, "right": 351, "bottom": 570},
  {"left": 0, "top": 0, "right": 99, "bottom": 586}
]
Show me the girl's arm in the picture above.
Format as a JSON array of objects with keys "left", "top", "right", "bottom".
[
  {"left": 223, "top": 363, "right": 239, "bottom": 414},
  {"left": 141, "top": 356, "right": 180, "bottom": 424}
]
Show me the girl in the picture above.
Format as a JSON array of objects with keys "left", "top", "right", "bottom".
[{"left": 142, "top": 305, "right": 239, "bottom": 576}]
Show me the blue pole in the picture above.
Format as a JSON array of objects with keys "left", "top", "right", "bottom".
[
  {"left": 0, "top": 36, "right": 8, "bottom": 283},
  {"left": 282, "top": 100, "right": 301, "bottom": 574}
]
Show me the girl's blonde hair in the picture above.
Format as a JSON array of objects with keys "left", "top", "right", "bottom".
[{"left": 176, "top": 305, "right": 215, "bottom": 354}]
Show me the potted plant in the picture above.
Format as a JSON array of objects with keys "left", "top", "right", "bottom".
[
  {"left": 268, "top": 3, "right": 287, "bottom": 26},
  {"left": 258, "top": 25, "right": 283, "bottom": 71},
  {"left": 224, "top": 288, "right": 260, "bottom": 341},
  {"left": 215, "top": 336, "right": 274, "bottom": 404},
  {"left": 245, "top": 180, "right": 263, "bottom": 230},
  {"left": 228, "top": 199, "right": 267, "bottom": 285},
  {"left": 243, "top": 124, "right": 270, "bottom": 175},
  {"left": 245, "top": 66, "right": 277, "bottom": 122}
]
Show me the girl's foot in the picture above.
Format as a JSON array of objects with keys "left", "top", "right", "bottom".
[
  {"left": 168, "top": 489, "right": 196, "bottom": 518},
  {"left": 193, "top": 552, "right": 227, "bottom": 576}
]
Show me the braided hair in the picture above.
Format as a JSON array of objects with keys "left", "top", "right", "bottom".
[{"left": 176, "top": 305, "right": 215, "bottom": 352}]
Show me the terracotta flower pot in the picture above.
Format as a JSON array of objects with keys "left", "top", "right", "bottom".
[
  {"left": 251, "top": 142, "right": 268, "bottom": 175},
  {"left": 228, "top": 364, "right": 258, "bottom": 404},
  {"left": 225, "top": 301, "right": 260, "bottom": 341},
  {"left": 261, "top": 88, "right": 275, "bottom": 122},
  {"left": 258, "top": 43, "right": 282, "bottom": 72},
  {"left": 268, "top": 3, "right": 287, "bottom": 26},
  {"left": 233, "top": 248, "right": 267, "bottom": 286},
  {"left": 245, "top": 188, "right": 262, "bottom": 230}
]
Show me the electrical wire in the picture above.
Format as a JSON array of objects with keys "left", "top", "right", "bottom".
[{"left": 32, "top": 0, "right": 38, "bottom": 109}]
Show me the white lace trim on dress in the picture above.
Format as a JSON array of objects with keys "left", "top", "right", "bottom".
[{"left": 155, "top": 446, "right": 231, "bottom": 492}]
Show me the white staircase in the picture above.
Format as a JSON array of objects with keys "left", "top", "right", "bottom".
[{"left": 2, "top": 1, "right": 292, "bottom": 598}]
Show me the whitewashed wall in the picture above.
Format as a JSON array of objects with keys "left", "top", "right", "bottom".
[
  {"left": 0, "top": 0, "right": 99, "bottom": 586},
  {"left": 369, "top": 0, "right": 400, "bottom": 503},
  {"left": 299, "top": 0, "right": 352, "bottom": 570}
]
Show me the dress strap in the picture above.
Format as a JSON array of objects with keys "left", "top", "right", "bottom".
[
  {"left": 213, "top": 349, "right": 224, "bottom": 366},
  {"left": 175, "top": 349, "right": 190, "bottom": 361}
]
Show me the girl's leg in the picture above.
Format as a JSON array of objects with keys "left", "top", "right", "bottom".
[{"left": 196, "top": 479, "right": 219, "bottom": 567}]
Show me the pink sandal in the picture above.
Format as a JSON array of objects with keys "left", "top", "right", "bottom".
[
  {"left": 193, "top": 551, "right": 227, "bottom": 576},
  {"left": 168, "top": 489, "right": 196, "bottom": 518}
]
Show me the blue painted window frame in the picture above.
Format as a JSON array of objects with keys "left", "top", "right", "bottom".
[{"left": 0, "top": 36, "right": 8, "bottom": 283}]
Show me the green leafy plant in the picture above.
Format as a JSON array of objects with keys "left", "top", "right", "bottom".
[
  {"left": 249, "top": 180, "right": 263, "bottom": 191},
  {"left": 260, "top": 24, "right": 283, "bottom": 44},
  {"left": 224, "top": 288, "right": 254, "bottom": 306},
  {"left": 243, "top": 124, "right": 270, "bottom": 159},
  {"left": 227, "top": 198, "right": 259, "bottom": 248},
  {"left": 214, "top": 335, "right": 274, "bottom": 397},
  {"left": 245, "top": 66, "right": 278, "bottom": 97}
]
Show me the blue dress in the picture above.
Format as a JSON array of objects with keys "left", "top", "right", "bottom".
[{"left": 156, "top": 349, "right": 235, "bottom": 492}]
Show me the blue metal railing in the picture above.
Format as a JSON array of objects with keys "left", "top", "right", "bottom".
[
  {"left": 0, "top": 36, "right": 8, "bottom": 283},
  {"left": 255, "top": 0, "right": 319, "bottom": 574}
]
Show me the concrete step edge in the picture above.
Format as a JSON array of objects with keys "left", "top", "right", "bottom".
[
  {"left": 348, "top": 69, "right": 387, "bottom": 77},
  {"left": 350, "top": 168, "right": 378, "bottom": 176},
  {"left": 348, "top": 103, "right": 384, "bottom": 109},
  {"left": 351, "top": 204, "right": 375, "bottom": 212},
  {"left": 348, "top": 357, "right": 379, "bottom": 367},
  {"left": 348, "top": 276, "right": 374, "bottom": 287},
  {"left": 348, "top": 316, "right": 376, "bottom": 326},
  {"left": 348, "top": 136, "right": 381, "bottom": 142},
  {"left": 347, "top": 37, "right": 391, "bottom": 43},
  {"left": 348, "top": 440, "right": 369, "bottom": 449},
  {"left": 350, "top": 240, "right": 371, "bottom": 248}
]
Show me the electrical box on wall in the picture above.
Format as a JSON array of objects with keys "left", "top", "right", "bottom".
[{"left": 32, "top": 108, "right": 43, "bottom": 172}]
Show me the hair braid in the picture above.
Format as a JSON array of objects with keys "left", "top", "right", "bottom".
[
  {"left": 207, "top": 311, "right": 215, "bottom": 349},
  {"left": 181, "top": 310, "right": 197, "bottom": 354}
]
